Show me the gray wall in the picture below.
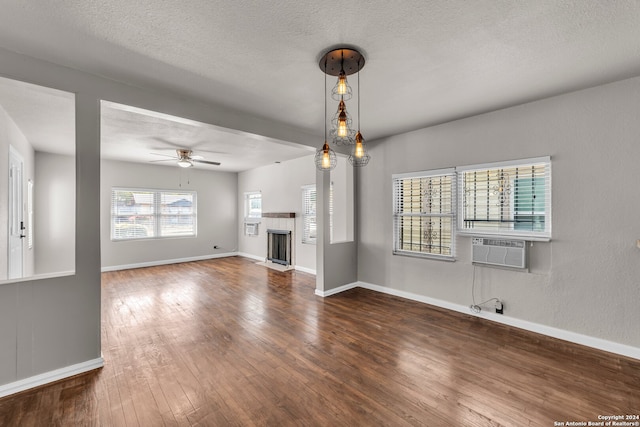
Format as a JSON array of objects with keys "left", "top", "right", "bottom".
[
  {"left": 0, "top": 46, "right": 316, "bottom": 390},
  {"left": 317, "top": 164, "right": 358, "bottom": 294},
  {"left": 34, "top": 152, "right": 75, "bottom": 275},
  {"left": 101, "top": 159, "right": 237, "bottom": 269},
  {"left": 358, "top": 75, "right": 640, "bottom": 349},
  {"left": 238, "top": 155, "right": 317, "bottom": 272}
]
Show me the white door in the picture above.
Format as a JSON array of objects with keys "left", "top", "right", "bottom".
[{"left": 8, "top": 146, "right": 24, "bottom": 279}]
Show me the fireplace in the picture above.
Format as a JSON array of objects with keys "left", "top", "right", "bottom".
[{"left": 267, "top": 229, "right": 292, "bottom": 266}]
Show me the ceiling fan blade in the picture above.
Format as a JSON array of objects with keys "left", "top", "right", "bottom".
[
  {"left": 149, "top": 158, "right": 176, "bottom": 163},
  {"left": 191, "top": 155, "right": 204, "bottom": 160},
  {"left": 193, "top": 159, "right": 221, "bottom": 166}
]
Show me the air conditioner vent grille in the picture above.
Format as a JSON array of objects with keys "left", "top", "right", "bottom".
[{"left": 472, "top": 238, "right": 527, "bottom": 269}]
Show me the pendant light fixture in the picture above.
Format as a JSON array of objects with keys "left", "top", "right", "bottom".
[
  {"left": 324, "top": 49, "right": 360, "bottom": 146},
  {"left": 331, "top": 52, "right": 353, "bottom": 102},
  {"left": 315, "top": 57, "right": 337, "bottom": 171},
  {"left": 316, "top": 46, "right": 370, "bottom": 169},
  {"left": 348, "top": 60, "right": 370, "bottom": 167},
  {"left": 330, "top": 98, "right": 356, "bottom": 144}
]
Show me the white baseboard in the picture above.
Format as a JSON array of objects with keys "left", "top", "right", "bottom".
[
  {"left": 0, "top": 357, "right": 104, "bottom": 398},
  {"left": 319, "top": 280, "right": 640, "bottom": 361},
  {"left": 236, "top": 252, "right": 265, "bottom": 262},
  {"left": 315, "top": 282, "right": 358, "bottom": 297},
  {"left": 294, "top": 265, "right": 316, "bottom": 275},
  {"left": 101, "top": 252, "right": 237, "bottom": 272},
  {"left": 237, "top": 253, "right": 316, "bottom": 275}
]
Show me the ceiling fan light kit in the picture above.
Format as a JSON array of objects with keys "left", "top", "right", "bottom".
[
  {"left": 177, "top": 158, "right": 193, "bottom": 168},
  {"left": 150, "top": 148, "right": 221, "bottom": 168},
  {"left": 316, "top": 47, "right": 370, "bottom": 171}
]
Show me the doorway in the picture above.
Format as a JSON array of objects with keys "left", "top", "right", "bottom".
[{"left": 8, "top": 145, "right": 24, "bottom": 279}]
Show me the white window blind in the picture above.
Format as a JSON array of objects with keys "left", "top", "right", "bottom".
[
  {"left": 28, "top": 180, "right": 34, "bottom": 249},
  {"left": 458, "top": 156, "right": 551, "bottom": 240},
  {"left": 244, "top": 191, "right": 262, "bottom": 223},
  {"left": 111, "top": 188, "right": 196, "bottom": 241},
  {"left": 393, "top": 168, "right": 456, "bottom": 260},
  {"left": 302, "top": 185, "right": 316, "bottom": 244}
]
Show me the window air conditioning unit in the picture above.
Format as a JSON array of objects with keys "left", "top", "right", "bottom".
[
  {"left": 471, "top": 237, "right": 527, "bottom": 270},
  {"left": 245, "top": 222, "right": 259, "bottom": 236}
]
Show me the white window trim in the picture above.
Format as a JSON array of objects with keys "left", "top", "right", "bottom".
[
  {"left": 27, "top": 179, "right": 34, "bottom": 249},
  {"left": 457, "top": 156, "right": 551, "bottom": 241},
  {"left": 392, "top": 167, "right": 456, "bottom": 261},
  {"left": 244, "top": 191, "right": 262, "bottom": 224},
  {"left": 301, "top": 184, "right": 316, "bottom": 244},
  {"left": 111, "top": 187, "right": 197, "bottom": 241}
]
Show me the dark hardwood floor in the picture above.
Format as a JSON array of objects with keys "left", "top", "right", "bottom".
[{"left": 0, "top": 256, "right": 638, "bottom": 426}]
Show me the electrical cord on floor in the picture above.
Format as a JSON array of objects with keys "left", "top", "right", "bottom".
[{"left": 469, "top": 265, "right": 500, "bottom": 313}]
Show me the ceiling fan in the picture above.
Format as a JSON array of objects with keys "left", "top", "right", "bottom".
[{"left": 150, "top": 149, "right": 221, "bottom": 168}]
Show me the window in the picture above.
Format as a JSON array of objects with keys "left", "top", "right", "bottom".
[
  {"left": 111, "top": 188, "right": 196, "bottom": 241},
  {"left": 28, "top": 179, "right": 34, "bottom": 249},
  {"left": 302, "top": 185, "right": 316, "bottom": 244},
  {"left": 393, "top": 168, "right": 456, "bottom": 260},
  {"left": 244, "top": 191, "right": 262, "bottom": 223},
  {"left": 458, "top": 156, "right": 551, "bottom": 240}
]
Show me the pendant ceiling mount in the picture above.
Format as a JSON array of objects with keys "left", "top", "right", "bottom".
[
  {"left": 319, "top": 48, "right": 365, "bottom": 76},
  {"left": 315, "top": 45, "right": 370, "bottom": 171}
]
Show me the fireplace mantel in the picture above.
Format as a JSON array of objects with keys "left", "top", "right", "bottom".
[{"left": 262, "top": 212, "right": 295, "bottom": 218}]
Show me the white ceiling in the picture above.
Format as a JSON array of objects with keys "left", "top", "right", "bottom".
[
  {"left": 100, "top": 101, "right": 314, "bottom": 171},
  {"left": 0, "top": 76, "right": 75, "bottom": 156},
  {"left": 1, "top": 0, "right": 640, "bottom": 169}
]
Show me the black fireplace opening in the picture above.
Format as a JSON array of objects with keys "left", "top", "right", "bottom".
[{"left": 267, "top": 229, "right": 292, "bottom": 266}]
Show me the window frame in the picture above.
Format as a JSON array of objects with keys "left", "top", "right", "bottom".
[
  {"left": 27, "top": 179, "right": 34, "bottom": 249},
  {"left": 457, "top": 156, "right": 551, "bottom": 241},
  {"left": 111, "top": 187, "right": 197, "bottom": 241},
  {"left": 392, "top": 168, "right": 457, "bottom": 261},
  {"left": 244, "top": 191, "right": 262, "bottom": 224},
  {"left": 301, "top": 184, "right": 316, "bottom": 244}
]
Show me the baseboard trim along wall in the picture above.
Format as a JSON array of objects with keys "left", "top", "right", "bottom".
[
  {"left": 316, "top": 281, "right": 640, "bottom": 361},
  {"left": 236, "top": 252, "right": 263, "bottom": 262},
  {"left": 0, "top": 357, "right": 104, "bottom": 399},
  {"left": 103, "top": 253, "right": 317, "bottom": 275},
  {"left": 101, "top": 252, "right": 238, "bottom": 272},
  {"left": 237, "top": 253, "right": 316, "bottom": 275},
  {"left": 294, "top": 265, "right": 316, "bottom": 275}
]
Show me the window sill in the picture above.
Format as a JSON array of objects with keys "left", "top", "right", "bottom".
[
  {"left": 457, "top": 230, "right": 551, "bottom": 242},
  {"left": 392, "top": 250, "right": 456, "bottom": 262}
]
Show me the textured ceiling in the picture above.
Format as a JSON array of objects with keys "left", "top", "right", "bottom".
[
  {"left": 1, "top": 1, "right": 640, "bottom": 156},
  {"left": 100, "top": 102, "right": 314, "bottom": 172}
]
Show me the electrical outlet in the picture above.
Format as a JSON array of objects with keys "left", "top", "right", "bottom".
[{"left": 495, "top": 300, "right": 504, "bottom": 314}]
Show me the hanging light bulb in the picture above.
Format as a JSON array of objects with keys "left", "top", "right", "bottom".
[
  {"left": 349, "top": 131, "right": 370, "bottom": 166},
  {"left": 316, "top": 59, "right": 337, "bottom": 171},
  {"left": 322, "top": 149, "right": 331, "bottom": 168},
  {"left": 336, "top": 72, "right": 348, "bottom": 95},
  {"left": 315, "top": 141, "right": 337, "bottom": 171},
  {"left": 348, "top": 57, "right": 370, "bottom": 167},
  {"left": 337, "top": 109, "right": 348, "bottom": 138},
  {"left": 354, "top": 133, "right": 365, "bottom": 158},
  {"left": 330, "top": 99, "right": 355, "bottom": 144},
  {"left": 332, "top": 70, "right": 352, "bottom": 101}
]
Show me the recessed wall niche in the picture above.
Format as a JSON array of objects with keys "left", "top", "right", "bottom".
[
  {"left": 0, "top": 75, "right": 75, "bottom": 282},
  {"left": 330, "top": 155, "right": 354, "bottom": 244}
]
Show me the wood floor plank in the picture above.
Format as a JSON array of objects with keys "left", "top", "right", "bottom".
[{"left": 0, "top": 256, "right": 638, "bottom": 426}]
